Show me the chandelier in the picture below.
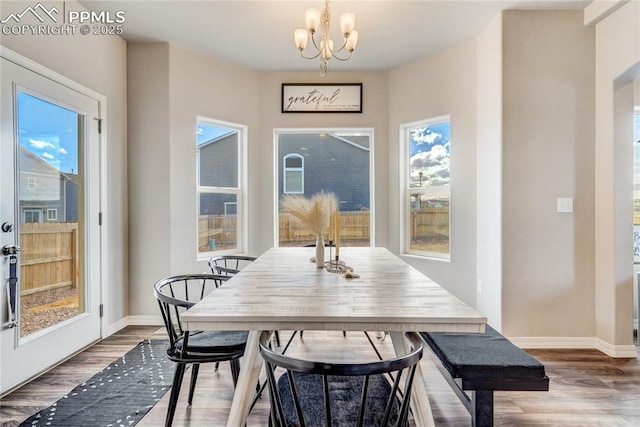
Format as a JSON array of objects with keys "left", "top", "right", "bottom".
[{"left": 293, "top": 0, "right": 359, "bottom": 78}]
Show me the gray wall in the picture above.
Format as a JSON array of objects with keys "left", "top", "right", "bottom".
[{"left": 501, "top": 10, "right": 595, "bottom": 338}]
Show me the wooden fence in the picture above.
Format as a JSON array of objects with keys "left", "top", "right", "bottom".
[
  {"left": 199, "top": 207, "right": 450, "bottom": 248},
  {"left": 19, "top": 222, "right": 78, "bottom": 296}
]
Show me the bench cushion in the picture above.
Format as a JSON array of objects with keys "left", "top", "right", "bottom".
[{"left": 421, "top": 325, "right": 548, "bottom": 390}]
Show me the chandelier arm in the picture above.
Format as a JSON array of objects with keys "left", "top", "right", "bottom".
[
  {"left": 299, "top": 50, "right": 323, "bottom": 60},
  {"left": 331, "top": 39, "right": 349, "bottom": 54},
  {"left": 330, "top": 50, "right": 353, "bottom": 62}
]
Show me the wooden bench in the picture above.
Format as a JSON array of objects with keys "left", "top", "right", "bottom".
[{"left": 420, "top": 325, "right": 549, "bottom": 427}]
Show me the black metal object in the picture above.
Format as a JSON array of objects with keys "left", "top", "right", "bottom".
[
  {"left": 3, "top": 245, "right": 20, "bottom": 328},
  {"left": 259, "top": 331, "right": 423, "bottom": 427},
  {"left": 153, "top": 274, "right": 249, "bottom": 427}
]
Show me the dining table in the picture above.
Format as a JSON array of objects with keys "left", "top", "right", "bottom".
[{"left": 181, "top": 246, "right": 487, "bottom": 427}]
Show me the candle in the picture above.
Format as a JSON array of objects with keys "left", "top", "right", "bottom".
[
  {"left": 328, "top": 207, "right": 334, "bottom": 245},
  {"left": 335, "top": 209, "right": 340, "bottom": 260}
]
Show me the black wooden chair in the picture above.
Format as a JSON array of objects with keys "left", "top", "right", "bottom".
[
  {"left": 154, "top": 273, "right": 248, "bottom": 426},
  {"left": 259, "top": 331, "right": 424, "bottom": 427},
  {"left": 207, "top": 254, "right": 257, "bottom": 276}
]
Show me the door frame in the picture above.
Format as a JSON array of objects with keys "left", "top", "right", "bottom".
[{"left": 0, "top": 46, "right": 110, "bottom": 355}]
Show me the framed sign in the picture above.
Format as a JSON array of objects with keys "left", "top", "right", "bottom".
[{"left": 282, "top": 83, "right": 362, "bottom": 113}]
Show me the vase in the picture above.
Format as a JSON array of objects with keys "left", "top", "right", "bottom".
[{"left": 315, "top": 235, "right": 325, "bottom": 268}]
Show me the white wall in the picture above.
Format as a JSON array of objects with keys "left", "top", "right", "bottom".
[
  {"left": 127, "top": 43, "right": 261, "bottom": 318},
  {"left": 127, "top": 43, "right": 172, "bottom": 320},
  {"left": 476, "top": 13, "right": 504, "bottom": 329},
  {"left": 255, "top": 71, "right": 389, "bottom": 253},
  {"left": 590, "top": 0, "right": 640, "bottom": 353},
  {"left": 501, "top": 10, "right": 596, "bottom": 339},
  {"left": 388, "top": 41, "right": 478, "bottom": 306},
  {"left": 1, "top": 0, "right": 129, "bottom": 334}
]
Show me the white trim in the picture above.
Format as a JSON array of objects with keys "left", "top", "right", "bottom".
[
  {"left": 1, "top": 46, "right": 108, "bottom": 340},
  {"left": 399, "top": 116, "right": 451, "bottom": 260},
  {"left": 195, "top": 117, "right": 248, "bottom": 256},
  {"left": 584, "top": 0, "right": 629, "bottom": 26},
  {"left": 510, "top": 336, "right": 638, "bottom": 358},
  {"left": 125, "top": 315, "right": 164, "bottom": 326}
]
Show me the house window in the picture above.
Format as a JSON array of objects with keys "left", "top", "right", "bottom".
[
  {"left": 28, "top": 176, "right": 36, "bottom": 190},
  {"left": 47, "top": 208, "right": 57, "bottom": 221},
  {"left": 197, "top": 119, "right": 246, "bottom": 256},
  {"left": 283, "top": 154, "right": 304, "bottom": 194},
  {"left": 23, "top": 209, "right": 41, "bottom": 223},
  {"left": 276, "top": 129, "right": 373, "bottom": 247},
  {"left": 400, "top": 117, "right": 451, "bottom": 258}
]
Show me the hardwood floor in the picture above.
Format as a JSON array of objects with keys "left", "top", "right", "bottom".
[{"left": 1, "top": 326, "right": 639, "bottom": 426}]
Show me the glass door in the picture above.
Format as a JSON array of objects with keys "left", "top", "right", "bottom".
[{"left": 1, "top": 56, "right": 102, "bottom": 394}]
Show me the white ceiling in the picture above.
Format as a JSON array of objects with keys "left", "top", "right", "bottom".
[{"left": 79, "top": 0, "right": 590, "bottom": 73}]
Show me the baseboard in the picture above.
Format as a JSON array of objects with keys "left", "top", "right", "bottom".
[
  {"left": 510, "top": 336, "right": 637, "bottom": 358},
  {"left": 126, "top": 315, "right": 164, "bottom": 326},
  {"left": 595, "top": 337, "right": 638, "bottom": 358},
  {"left": 103, "top": 315, "right": 163, "bottom": 338},
  {"left": 104, "top": 317, "right": 130, "bottom": 337}
]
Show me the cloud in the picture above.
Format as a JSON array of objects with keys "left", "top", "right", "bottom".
[
  {"left": 41, "top": 152, "right": 54, "bottom": 159},
  {"left": 29, "top": 138, "right": 56, "bottom": 150},
  {"left": 409, "top": 145, "right": 450, "bottom": 187},
  {"left": 58, "top": 147, "right": 67, "bottom": 155}
]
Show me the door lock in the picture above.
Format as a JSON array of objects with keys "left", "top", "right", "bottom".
[
  {"left": 1, "top": 222, "right": 13, "bottom": 233},
  {"left": 2, "top": 245, "right": 20, "bottom": 256}
]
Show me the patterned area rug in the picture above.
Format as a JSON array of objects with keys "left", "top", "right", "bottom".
[{"left": 20, "top": 339, "right": 172, "bottom": 427}]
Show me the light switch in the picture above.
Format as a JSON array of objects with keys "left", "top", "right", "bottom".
[{"left": 556, "top": 197, "right": 573, "bottom": 213}]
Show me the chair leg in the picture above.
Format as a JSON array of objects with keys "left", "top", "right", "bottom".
[
  {"left": 273, "top": 331, "right": 281, "bottom": 347},
  {"left": 187, "top": 363, "right": 200, "bottom": 405},
  {"left": 214, "top": 362, "right": 220, "bottom": 371},
  {"left": 229, "top": 359, "right": 241, "bottom": 388},
  {"left": 166, "top": 363, "right": 187, "bottom": 427}
]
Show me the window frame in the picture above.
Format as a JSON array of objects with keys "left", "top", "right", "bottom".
[
  {"left": 399, "top": 115, "right": 451, "bottom": 260},
  {"left": 47, "top": 208, "right": 57, "bottom": 221},
  {"left": 283, "top": 153, "right": 304, "bottom": 194},
  {"left": 196, "top": 117, "right": 247, "bottom": 258}
]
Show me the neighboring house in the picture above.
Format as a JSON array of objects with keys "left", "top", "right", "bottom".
[
  {"left": 198, "top": 131, "right": 239, "bottom": 216},
  {"left": 18, "top": 144, "right": 77, "bottom": 223},
  {"left": 278, "top": 133, "right": 370, "bottom": 212}
]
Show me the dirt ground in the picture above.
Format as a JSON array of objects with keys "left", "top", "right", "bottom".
[{"left": 19, "top": 286, "right": 79, "bottom": 337}]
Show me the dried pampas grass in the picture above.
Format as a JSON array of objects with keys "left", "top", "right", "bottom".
[{"left": 281, "top": 191, "right": 337, "bottom": 235}]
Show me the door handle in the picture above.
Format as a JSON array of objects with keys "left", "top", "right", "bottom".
[{"left": 3, "top": 245, "right": 20, "bottom": 329}]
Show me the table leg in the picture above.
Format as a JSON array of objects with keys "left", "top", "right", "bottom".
[
  {"left": 390, "top": 331, "right": 435, "bottom": 427},
  {"left": 227, "top": 330, "right": 264, "bottom": 427}
]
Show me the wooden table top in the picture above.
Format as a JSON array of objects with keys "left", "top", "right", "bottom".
[{"left": 182, "top": 247, "right": 486, "bottom": 333}]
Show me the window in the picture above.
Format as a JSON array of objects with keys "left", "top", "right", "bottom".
[
  {"left": 283, "top": 154, "right": 304, "bottom": 194},
  {"left": 401, "top": 117, "right": 451, "bottom": 258},
  {"left": 196, "top": 119, "right": 246, "bottom": 256},
  {"left": 28, "top": 176, "right": 36, "bottom": 190},
  {"left": 276, "top": 129, "right": 372, "bottom": 247},
  {"left": 23, "top": 209, "right": 41, "bottom": 223},
  {"left": 47, "top": 208, "right": 57, "bottom": 221}
]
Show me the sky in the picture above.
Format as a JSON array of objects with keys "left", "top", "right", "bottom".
[
  {"left": 197, "top": 123, "right": 231, "bottom": 146},
  {"left": 409, "top": 122, "right": 451, "bottom": 189},
  {"left": 18, "top": 91, "right": 78, "bottom": 174}
]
